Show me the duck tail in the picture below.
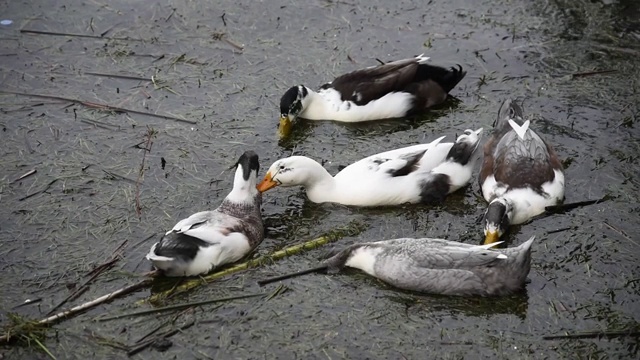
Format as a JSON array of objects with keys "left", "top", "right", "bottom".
[
  {"left": 414, "top": 53, "right": 431, "bottom": 64},
  {"left": 502, "top": 235, "right": 535, "bottom": 283},
  {"left": 509, "top": 119, "right": 530, "bottom": 140},
  {"left": 322, "top": 244, "right": 358, "bottom": 271},
  {"left": 417, "top": 63, "right": 466, "bottom": 93},
  {"left": 494, "top": 98, "right": 524, "bottom": 130}
]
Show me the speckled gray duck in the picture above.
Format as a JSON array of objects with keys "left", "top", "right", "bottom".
[
  {"left": 146, "top": 151, "right": 264, "bottom": 277},
  {"left": 322, "top": 236, "right": 535, "bottom": 296}
]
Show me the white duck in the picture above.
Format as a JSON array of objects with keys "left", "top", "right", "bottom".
[
  {"left": 479, "top": 99, "right": 565, "bottom": 245},
  {"left": 261, "top": 236, "right": 535, "bottom": 297},
  {"left": 278, "top": 54, "right": 466, "bottom": 138},
  {"left": 257, "top": 129, "right": 483, "bottom": 206},
  {"left": 146, "top": 151, "right": 264, "bottom": 277}
]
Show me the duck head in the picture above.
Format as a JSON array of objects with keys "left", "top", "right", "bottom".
[
  {"left": 256, "top": 156, "right": 320, "bottom": 193},
  {"left": 494, "top": 98, "right": 524, "bottom": 131},
  {"left": 446, "top": 128, "right": 484, "bottom": 165},
  {"left": 226, "top": 151, "right": 260, "bottom": 202},
  {"left": 482, "top": 197, "right": 513, "bottom": 245},
  {"left": 279, "top": 85, "right": 310, "bottom": 139}
]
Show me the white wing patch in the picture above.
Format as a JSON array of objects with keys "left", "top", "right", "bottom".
[{"left": 508, "top": 119, "right": 530, "bottom": 140}]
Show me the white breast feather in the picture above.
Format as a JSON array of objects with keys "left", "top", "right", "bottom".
[
  {"left": 302, "top": 89, "right": 414, "bottom": 122},
  {"left": 345, "top": 247, "right": 383, "bottom": 276}
]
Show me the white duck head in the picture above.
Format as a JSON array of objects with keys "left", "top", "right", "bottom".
[{"left": 256, "top": 156, "right": 330, "bottom": 193}]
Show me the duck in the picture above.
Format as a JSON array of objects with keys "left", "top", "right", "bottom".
[
  {"left": 278, "top": 54, "right": 466, "bottom": 138},
  {"left": 257, "top": 128, "right": 483, "bottom": 206},
  {"left": 146, "top": 151, "right": 264, "bottom": 277},
  {"left": 263, "top": 236, "right": 535, "bottom": 297},
  {"left": 479, "top": 99, "right": 565, "bottom": 245}
]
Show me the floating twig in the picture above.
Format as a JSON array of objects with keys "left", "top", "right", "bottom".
[
  {"left": 126, "top": 320, "right": 194, "bottom": 356},
  {"left": 97, "top": 293, "right": 263, "bottom": 322},
  {"left": 84, "top": 72, "right": 151, "bottom": 82},
  {"left": 12, "top": 298, "right": 42, "bottom": 310},
  {"left": 102, "top": 169, "right": 137, "bottom": 184},
  {"left": 258, "top": 265, "right": 329, "bottom": 286},
  {"left": 18, "top": 179, "right": 58, "bottom": 201},
  {"left": 133, "top": 307, "right": 192, "bottom": 344},
  {"left": 0, "top": 90, "right": 196, "bottom": 124},
  {"left": 20, "top": 28, "right": 140, "bottom": 41},
  {"left": 544, "top": 196, "right": 607, "bottom": 214},
  {"left": 47, "top": 240, "right": 128, "bottom": 315},
  {"left": 0, "top": 279, "right": 152, "bottom": 343},
  {"left": 543, "top": 329, "right": 640, "bottom": 340},
  {"left": 135, "top": 127, "right": 156, "bottom": 217},
  {"left": 142, "top": 220, "right": 367, "bottom": 304},
  {"left": 602, "top": 221, "right": 637, "bottom": 247},
  {"left": 570, "top": 69, "right": 618, "bottom": 79},
  {"left": 12, "top": 169, "right": 37, "bottom": 183},
  {"left": 222, "top": 37, "right": 244, "bottom": 51},
  {"left": 545, "top": 226, "right": 573, "bottom": 235}
]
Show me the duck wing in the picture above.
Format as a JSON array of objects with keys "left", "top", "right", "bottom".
[
  {"left": 336, "top": 136, "right": 447, "bottom": 180},
  {"left": 492, "top": 128, "right": 557, "bottom": 189},
  {"left": 327, "top": 57, "right": 423, "bottom": 105},
  {"left": 376, "top": 240, "right": 505, "bottom": 269},
  {"left": 170, "top": 210, "right": 241, "bottom": 244}
]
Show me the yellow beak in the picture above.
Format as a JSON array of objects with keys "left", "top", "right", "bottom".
[
  {"left": 278, "top": 115, "right": 293, "bottom": 139},
  {"left": 484, "top": 231, "right": 500, "bottom": 245},
  {"left": 256, "top": 172, "right": 279, "bottom": 193}
]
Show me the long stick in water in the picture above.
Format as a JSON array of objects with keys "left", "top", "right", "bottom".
[
  {"left": 258, "top": 265, "right": 329, "bottom": 286},
  {"left": 544, "top": 196, "right": 607, "bottom": 214}
]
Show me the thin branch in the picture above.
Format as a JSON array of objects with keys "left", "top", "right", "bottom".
[
  {"left": 0, "top": 90, "right": 196, "bottom": 124},
  {"left": 12, "top": 169, "right": 37, "bottom": 183},
  {"left": 84, "top": 72, "right": 151, "bottom": 82},
  {"left": 46, "top": 240, "right": 128, "bottom": 315},
  {"left": 20, "top": 28, "right": 141, "bottom": 41},
  {"left": 126, "top": 320, "right": 195, "bottom": 356},
  {"left": 135, "top": 128, "right": 155, "bottom": 217},
  {"left": 96, "top": 293, "right": 263, "bottom": 321},
  {"left": 0, "top": 279, "right": 152, "bottom": 343},
  {"left": 258, "top": 265, "right": 329, "bottom": 286},
  {"left": 543, "top": 329, "right": 640, "bottom": 340}
]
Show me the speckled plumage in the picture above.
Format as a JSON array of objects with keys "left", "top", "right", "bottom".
[
  {"left": 146, "top": 151, "right": 264, "bottom": 277},
  {"left": 479, "top": 99, "right": 565, "bottom": 243},
  {"left": 324, "top": 236, "right": 535, "bottom": 297}
]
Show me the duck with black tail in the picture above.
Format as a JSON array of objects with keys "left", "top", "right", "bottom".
[
  {"left": 146, "top": 151, "right": 264, "bottom": 277},
  {"left": 278, "top": 54, "right": 466, "bottom": 138}
]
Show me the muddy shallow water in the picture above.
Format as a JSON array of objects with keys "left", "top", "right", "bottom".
[{"left": 1, "top": 0, "right": 639, "bottom": 358}]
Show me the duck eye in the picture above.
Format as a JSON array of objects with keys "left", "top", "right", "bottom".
[{"left": 279, "top": 165, "right": 285, "bottom": 170}]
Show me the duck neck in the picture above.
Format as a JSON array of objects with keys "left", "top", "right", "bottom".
[
  {"left": 225, "top": 167, "right": 259, "bottom": 205},
  {"left": 299, "top": 161, "right": 338, "bottom": 203},
  {"left": 299, "top": 87, "right": 333, "bottom": 120}
]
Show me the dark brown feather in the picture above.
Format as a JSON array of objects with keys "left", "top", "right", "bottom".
[
  {"left": 329, "top": 58, "right": 420, "bottom": 105},
  {"left": 325, "top": 58, "right": 465, "bottom": 108}
]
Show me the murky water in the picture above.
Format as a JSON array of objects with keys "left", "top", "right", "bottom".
[{"left": 1, "top": 0, "right": 638, "bottom": 358}]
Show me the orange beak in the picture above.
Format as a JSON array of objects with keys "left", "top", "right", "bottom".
[
  {"left": 483, "top": 231, "right": 500, "bottom": 245},
  {"left": 256, "top": 172, "right": 279, "bottom": 192}
]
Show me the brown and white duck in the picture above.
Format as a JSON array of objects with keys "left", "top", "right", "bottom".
[
  {"left": 146, "top": 151, "right": 264, "bottom": 277},
  {"left": 278, "top": 54, "right": 466, "bottom": 138},
  {"left": 479, "top": 99, "right": 565, "bottom": 245}
]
